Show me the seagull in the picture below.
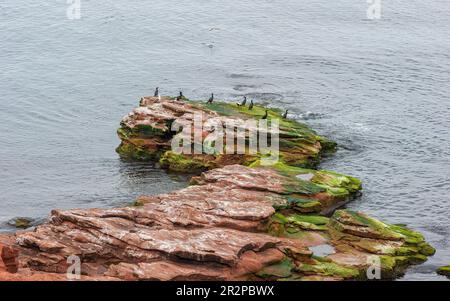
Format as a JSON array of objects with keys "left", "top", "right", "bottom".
[
  {"left": 176, "top": 91, "right": 183, "bottom": 101},
  {"left": 237, "top": 96, "right": 247, "bottom": 106},
  {"left": 261, "top": 109, "right": 268, "bottom": 119},
  {"left": 154, "top": 87, "right": 159, "bottom": 97},
  {"left": 282, "top": 109, "right": 288, "bottom": 119},
  {"left": 207, "top": 93, "right": 214, "bottom": 104},
  {"left": 248, "top": 100, "right": 254, "bottom": 110}
]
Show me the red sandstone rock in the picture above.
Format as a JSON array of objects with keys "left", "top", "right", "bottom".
[{"left": 0, "top": 163, "right": 433, "bottom": 281}]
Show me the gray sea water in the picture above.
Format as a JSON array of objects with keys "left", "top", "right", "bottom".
[{"left": 0, "top": 1, "right": 449, "bottom": 280}]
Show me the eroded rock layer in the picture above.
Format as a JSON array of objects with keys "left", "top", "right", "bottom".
[{"left": 0, "top": 164, "right": 434, "bottom": 281}]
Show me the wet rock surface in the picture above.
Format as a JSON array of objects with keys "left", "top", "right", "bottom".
[
  {"left": 437, "top": 265, "right": 450, "bottom": 278},
  {"left": 117, "top": 96, "right": 336, "bottom": 170},
  {"left": 0, "top": 97, "right": 435, "bottom": 281}
]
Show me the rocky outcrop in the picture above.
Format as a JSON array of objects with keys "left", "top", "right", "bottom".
[
  {"left": 0, "top": 96, "right": 435, "bottom": 281},
  {"left": 0, "top": 164, "right": 434, "bottom": 280},
  {"left": 437, "top": 265, "right": 450, "bottom": 278},
  {"left": 117, "top": 96, "right": 336, "bottom": 170}
]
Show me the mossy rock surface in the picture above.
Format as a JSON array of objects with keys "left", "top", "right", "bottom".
[
  {"left": 270, "top": 212, "right": 330, "bottom": 232},
  {"left": 159, "top": 151, "right": 214, "bottom": 173},
  {"left": 116, "top": 142, "right": 159, "bottom": 161},
  {"left": 437, "top": 265, "right": 450, "bottom": 278},
  {"left": 116, "top": 96, "right": 435, "bottom": 281},
  {"left": 256, "top": 258, "right": 294, "bottom": 279},
  {"left": 7, "top": 217, "right": 34, "bottom": 229},
  {"left": 118, "top": 98, "right": 336, "bottom": 170},
  {"left": 295, "top": 260, "right": 360, "bottom": 279},
  {"left": 247, "top": 161, "right": 362, "bottom": 214}
]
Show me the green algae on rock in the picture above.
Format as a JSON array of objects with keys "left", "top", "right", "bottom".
[
  {"left": 0, "top": 94, "right": 436, "bottom": 281},
  {"left": 117, "top": 96, "right": 335, "bottom": 171},
  {"left": 113, "top": 95, "right": 434, "bottom": 281},
  {"left": 190, "top": 164, "right": 362, "bottom": 215},
  {"left": 326, "top": 210, "right": 435, "bottom": 279},
  {"left": 7, "top": 217, "right": 34, "bottom": 229},
  {"left": 436, "top": 265, "right": 450, "bottom": 278},
  {"left": 264, "top": 209, "right": 436, "bottom": 280}
]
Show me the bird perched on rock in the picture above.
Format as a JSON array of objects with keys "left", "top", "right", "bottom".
[
  {"left": 282, "top": 109, "right": 288, "bottom": 119},
  {"left": 154, "top": 87, "right": 159, "bottom": 97},
  {"left": 176, "top": 91, "right": 184, "bottom": 101},
  {"left": 248, "top": 100, "right": 254, "bottom": 110},
  {"left": 207, "top": 93, "right": 214, "bottom": 104},
  {"left": 261, "top": 109, "right": 268, "bottom": 119},
  {"left": 237, "top": 96, "right": 247, "bottom": 106}
]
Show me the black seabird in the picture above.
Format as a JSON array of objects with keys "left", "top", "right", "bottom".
[
  {"left": 207, "top": 93, "right": 214, "bottom": 104},
  {"left": 176, "top": 91, "right": 183, "bottom": 101},
  {"left": 237, "top": 96, "right": 247, "bottom": 106},
  {"left": 154, "top": 87, "right": 159, "bottom": 97},
  {"left": 261, "top": 109, "right": 268, "bottom": 119},
  {"left": 282, "top": 109, "right": 288, "bottom": 119},
  {"left": 248, "top": 100, "right": 254, "bottom": 110}
]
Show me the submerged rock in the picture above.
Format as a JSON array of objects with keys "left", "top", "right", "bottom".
[{"left": 7, "top": 217, "right": 34, "bottom": 229}]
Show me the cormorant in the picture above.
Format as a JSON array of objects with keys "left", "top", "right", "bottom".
[
  {"left": 248, "top": 100, "right": 254, "bottom": 110},
  {"left": 154, "top": 87, "right": 159, "bottom": 97},
  {"left": 261, "top": 109, "right": 268, "bottom": 119},
  {"left": 282, "top": 109, "right": 288, "bottom": 119},
  {"left": 176, "top": 91, "right": 183, "bottom": 101},
  {"left": 207, "top": 93, "right": 214, "bottom": 104},
  {"left": 237, "top": 96, "right": 247, "bottom": 106}
]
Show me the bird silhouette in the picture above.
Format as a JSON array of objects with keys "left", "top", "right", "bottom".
[
  {"left": 261, "top": 109, "right": 268, "bottom": 119},
  {"left": 176, "top": 91, "right": 183, "bottom": 101},
  {"left": 154, "top": 87, "right": 159, "bottom": 97},
  {"left": 282, "top": 109, "right": 288, "bottom": 119},
  {"left": 207, "top": 93, "right": 214, "bottom": 104},
  {"left": 237, "top": 96, "right": 247, "bottom": 106},
  {"left": 248, "top": 100, "right": 254, "bottom": 110}
]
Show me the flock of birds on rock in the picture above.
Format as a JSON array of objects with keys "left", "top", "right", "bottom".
[{"left": 152, "top": 87, "right": 289, "bottom": 119}]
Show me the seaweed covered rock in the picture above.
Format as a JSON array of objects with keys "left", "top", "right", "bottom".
[
  {"left": 188, "top": 164, "right": 361, "bottom": 215},
  {"left": 326, "top": 210, "right": 435, "bottom": 278},
  {"left": 265, "top": 209, "right": 435, "bottom": 279},
  {"left": 437, "top": 265, "right": 450, "bottom": 278},
  {"left": 7, "top": 217, "right": 35, "bottom": 229},
  {"left": 117, "top": 96, "right": 335, "bottom": 170},
  {"left": 0, "top": 95, "right": 435, "bottom": 281}
]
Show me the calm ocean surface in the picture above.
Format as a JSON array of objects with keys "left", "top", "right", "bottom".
[{"left": 0, "top": 1, "right": 449, "bottom": 280}]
